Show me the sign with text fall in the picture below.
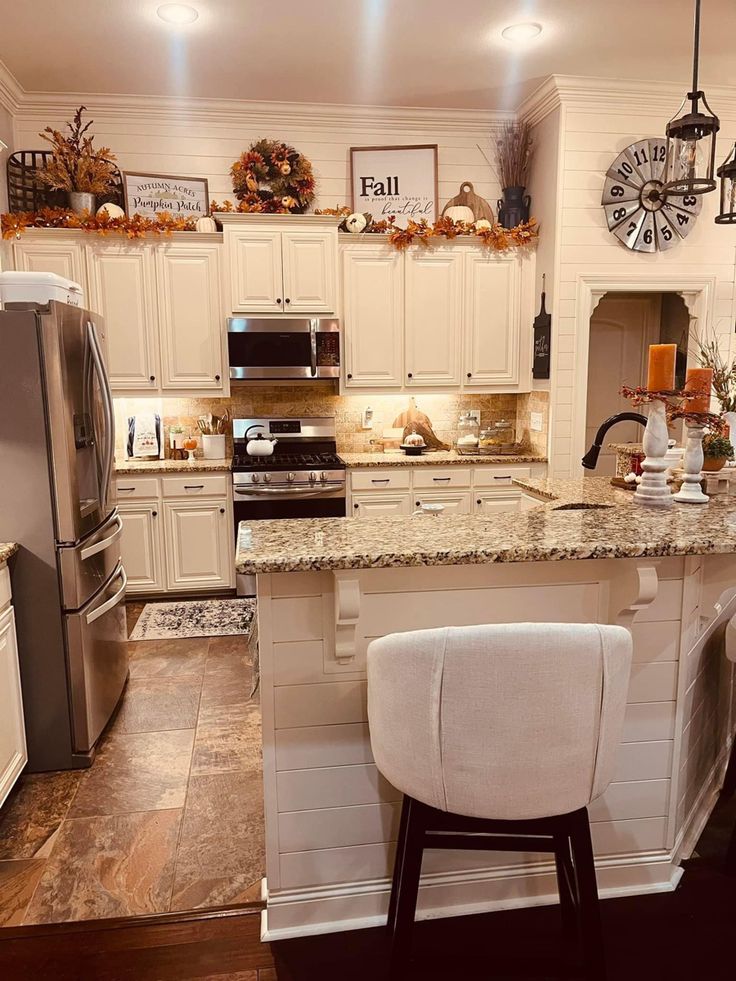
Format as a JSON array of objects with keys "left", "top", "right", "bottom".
[
  {"left": 350, "top": 145, "right": 438, "bottom": 228},
  {"left": 123, "top": 172, "right": 210, "bottom": 219}
]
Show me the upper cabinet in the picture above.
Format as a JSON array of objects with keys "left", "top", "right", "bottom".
[
  {"left": 222, "top": 215, "right": 339, "bottom": 315},
  {"left": 340, "top": 238, "right": 534, "bottom": 394},
  {"left": 13, "top": 232, "right": 227, "bottom": 398}
]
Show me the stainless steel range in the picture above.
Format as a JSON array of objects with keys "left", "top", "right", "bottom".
[{"left": 232, "top": 417, "right": 346, "bottom": 592}]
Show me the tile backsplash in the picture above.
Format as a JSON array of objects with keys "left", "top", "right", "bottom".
[{"left": 113, "top": 384, "right": 549, "bottom": 459}]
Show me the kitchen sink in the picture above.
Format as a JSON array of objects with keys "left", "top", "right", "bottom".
[{"left": 552, "top": 502, "right": 613, "bottom": 511}]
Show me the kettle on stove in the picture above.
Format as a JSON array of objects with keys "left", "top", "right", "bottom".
[{"left": 245, "top": 425, "right": 278, "bottom": 457}]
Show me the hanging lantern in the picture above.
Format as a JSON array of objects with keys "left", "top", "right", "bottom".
[
  {"left": 715, "top": 143, "right": 736, "bottom": 224},
  {"left": 663, "top": 0, "right": 720, "bottom": 196}
]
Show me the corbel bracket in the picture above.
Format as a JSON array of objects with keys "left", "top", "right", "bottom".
[{"left": 333, "top": 572, "right": 361, "bottom": 664}]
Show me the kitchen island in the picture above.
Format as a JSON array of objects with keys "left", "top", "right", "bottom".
[{"left": 237, "top": 477, "right": 736, "bottom": 940}]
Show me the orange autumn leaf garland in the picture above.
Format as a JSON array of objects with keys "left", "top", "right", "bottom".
[{"left": 1, "top": 207, "right": 199, "bottom": 240}]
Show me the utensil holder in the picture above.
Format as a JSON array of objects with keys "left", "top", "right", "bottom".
[
  {"left": 202, "top": 434, "right": 226, "bottom": 459},
  {"left": 673, "top": 422, "right": 709, "bottom": 504},
  {"left": 633, "top": 400, "right": 673, "bottom": 508}
]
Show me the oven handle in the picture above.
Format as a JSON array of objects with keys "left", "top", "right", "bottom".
[
  {"left": 309, "top": 320, "right": 318, "bottom": 378},
  {"left": 234, "top": 483, "right": 345, "bottom": 497}
]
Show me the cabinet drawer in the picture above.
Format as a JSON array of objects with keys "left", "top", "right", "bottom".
[
  {"left": 0, "top": 564, "right": 11, "bottom": 612},
  {"left": 473, "top": 466, "right": 531, "bottom": 488},
  {"left": 413, "top": 468, "right": 471, "bottom": 489},
  {"left": 115, "top": 477, "right": 160, "bottom": 499},
  {"left": 475, "top": 493, "right": 521, "bottom": 514},
  {"left": 352, "top": 493, "right": 413, "bottom": 517},
  {"left": 414, "top": 491, "right": 472, "bottom": 514},
  {"left": 161, "top": 474, "right": 229, "bottom": 498},
  {"left": 350, "top": 470, "right": 411, "bottom": 491}
]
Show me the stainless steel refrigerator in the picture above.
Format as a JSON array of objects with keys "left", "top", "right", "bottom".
[{"left": 0, "top": 300, "right": 128, "bottom": 771}]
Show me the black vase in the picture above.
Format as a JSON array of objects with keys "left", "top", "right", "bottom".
[{"left": 497, "top": 186, "right": 531, "bottom": 229}]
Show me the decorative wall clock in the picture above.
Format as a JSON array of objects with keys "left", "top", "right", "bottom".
[{"left": 602, "top": 138, "right": 702, "bottom": 252}]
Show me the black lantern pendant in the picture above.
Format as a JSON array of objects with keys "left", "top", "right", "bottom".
[
  {"left": 715, "top": 143, "right": 736, "bottom": 224},
  {"left": 663, "top": 0, "right": 720, "bottom": 196}
]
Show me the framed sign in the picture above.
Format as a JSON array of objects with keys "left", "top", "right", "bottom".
[
  {"left": 123, "top": 172, "right": 210, "bottom": 219},
  {"left": 350, "top": 144, "right": 438, "bottom": 227}
]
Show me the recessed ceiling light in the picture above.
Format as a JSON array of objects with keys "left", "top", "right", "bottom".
[
  {"left": 501, "top": 22, "right": 542, "bottom": 43},
  {"left": 157, "top": 3, "right": 199, "bottom": 24}
]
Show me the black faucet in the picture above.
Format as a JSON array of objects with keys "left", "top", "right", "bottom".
[{"left": 581, "top": 412, "right": 648, "bottom": 470}]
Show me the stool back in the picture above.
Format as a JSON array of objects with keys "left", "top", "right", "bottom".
[{"left": 367, "top": 622, "right": 632, "bottom": 821}]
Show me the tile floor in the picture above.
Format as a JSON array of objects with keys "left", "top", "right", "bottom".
[{"left": 0, "top": 601, "right": 265, "bottom": 927}]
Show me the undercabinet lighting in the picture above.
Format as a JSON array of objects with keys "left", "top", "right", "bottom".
[
  {"left": 157, "top": 3, "right": 199, "bottom": 24},
  {"left": 501, "top": 22, "right": 542, "bottom": 43}
]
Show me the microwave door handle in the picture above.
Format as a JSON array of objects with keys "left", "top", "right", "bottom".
[
  {"left": 87, "top": 321, "right": 114, "bottom": 503},
  {"left": 309, "top": 320, "right": 318, "bottom": 377}
]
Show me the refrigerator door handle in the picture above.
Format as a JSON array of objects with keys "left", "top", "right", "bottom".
[
  {"left": 87, "top": 321, "right": 114, "bottom": 504},
  {"left": 85, "top": 562, "right": 127, "bottom": 625},
  {"left": 80, "top": 512, "right": 123, "bottom": 562}
]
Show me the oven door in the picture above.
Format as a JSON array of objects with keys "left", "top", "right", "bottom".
[
  {"left": 233, "top": 481, "right": 346, "bottom": 524},
  {"left": 227, "top": 318, "right": 340, "bottom": 380}
]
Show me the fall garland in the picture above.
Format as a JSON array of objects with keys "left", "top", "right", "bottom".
[
  {"left": 230, "top": 139, "right": 315, "bottom": 214},
  {"left": 1, "top": 207, "right": 199, "bottom": 240}
]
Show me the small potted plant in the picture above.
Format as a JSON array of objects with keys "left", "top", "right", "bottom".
[
  {"left": 38, "top": 106, "right": 117, "bottom": 214},
  {"left": 702, "top": 432, "right": 734, "bottom": 471},
  {"left": 691, "top": 328, "right": 736, "bottom": 457},
  {"left": 494, "top": 121, "right": 533, "bottom": 229}
]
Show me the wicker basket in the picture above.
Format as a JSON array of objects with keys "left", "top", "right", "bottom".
[{"left": 6, "top": 150, "right": 124, "bottom": 213}]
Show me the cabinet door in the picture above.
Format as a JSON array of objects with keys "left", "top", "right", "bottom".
[
  {"left": 343, "top": 247, "right": 403, "bottom": 388},
  {"left": 227, "top": 230, "right": 283, "bottom": 312},
  {"left": 119, "top": 504, "right": 165, "bottom": 594},
  {"left": 464, "top": 254, "right": 520, "bottom": 388},
  {"left": 414, "top": 491, "right": 472, "bottom": 514},
  {"left": 281, "top": 231, "right": 337, "bottom": 313},
  {"left": 163, "top": 500, "right": 233, "bottom": 590},
  {"left": 156, "top": 244, "right": 226, "bottom": 391},
  {"left": 474, "top": 492, "right": 521, "bottom": 514},
  {"left": 13, "top": 240, "right": 86, "bottom": 289},
  {"left": 351, "top": 493, "right": 413, "bottom": 517},
  {"left": 404, "top": 249, "right": 463, "bottom": 387},
  {"left": 86, "top": 244, "right": 159, "bottom": 391},
  {"left": 0, "top": 608, "right": 27, "bottom": 807}
]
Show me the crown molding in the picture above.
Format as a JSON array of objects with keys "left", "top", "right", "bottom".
[{"left": 0, "top": 59, "right": 23, "bottom": 115}]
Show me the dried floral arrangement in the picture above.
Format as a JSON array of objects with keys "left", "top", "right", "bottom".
[
  {"left": 37, "top": 106, "right": 117, "bottom": 196},
  {"left": 1, "top": 207, "right": 198, "bottom": 240},
  {"left": 229, "top": 139, "right": 315, "bottom": 214},
  {"left": 313, "top": 206, "right": 538, "bottom": 252},
  {"left": 690, "top": 330, "right": 736, "bottom": 412},
  {"left": 494, "top": 121, "right": 533, "bottom": 190},
  {"left": 620, "top": 385, "right": 726, "bottom": 432}
]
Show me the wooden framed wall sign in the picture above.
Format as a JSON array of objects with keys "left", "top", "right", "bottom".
[
  {"left": 122, "top": 172, "right": 210, "bottom": 219},
  {"left": 350, "top": 144, "right": 438, "bottom": 227}
]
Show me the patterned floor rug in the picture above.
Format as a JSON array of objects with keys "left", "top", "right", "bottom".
[{"left": 129, "top": 598, "right": 256, "bottom": 641}]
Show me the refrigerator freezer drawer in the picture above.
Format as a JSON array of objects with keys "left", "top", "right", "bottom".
[
  {"left": 64, "top": 561, "right": 128, "bottom": 753},
  {"left": 58, "top": 509, "right": 123, "bottom": 610}
]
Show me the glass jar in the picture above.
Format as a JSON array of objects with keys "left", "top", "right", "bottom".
[
  {"left": 456, "top": 412, "right": 480, "bottom": 454},
  {"left": 479, "top": 419, "right": 516, "bottom": 455}
]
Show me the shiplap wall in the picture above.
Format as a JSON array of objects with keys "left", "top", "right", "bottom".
[
  {"left": 11, "top": 104, "right": 504, "bottom": 214},
  {"left": 549, "top": 107, "right": 736, "bottom": 476}
]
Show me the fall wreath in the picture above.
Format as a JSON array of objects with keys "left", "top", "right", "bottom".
[{"left": 230, "top": 139, "right": 315, "bottom": 214}]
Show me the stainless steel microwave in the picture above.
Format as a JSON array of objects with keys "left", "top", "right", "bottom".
[{"left": 227, "top": 318, "right": 340, "bottom": 380}]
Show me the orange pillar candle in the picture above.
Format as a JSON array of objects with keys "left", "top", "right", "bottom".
[
  {"left": 646, "top": 344, "right": 677, "bottom": 391},
  {"left": 684, "top": 367, "right": 713, "bottom": 413}
]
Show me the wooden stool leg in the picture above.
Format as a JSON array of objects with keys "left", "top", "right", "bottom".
[
  {"left": 554, "top": 832, "right": 578, "bottom": 952},
  {"left": 389, "top": 796, "right": 426, "bottom": 976},
  {"left": 387, "top": 795, "right": 411, "bottom": 935},
  {"left": 569, "top": 808, "right": 607, "bottom": 981},
  {"left": 722, "top": 739, "right": 736, "bottom": 800}
]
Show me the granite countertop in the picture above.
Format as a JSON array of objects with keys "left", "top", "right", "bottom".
[
  {"left": 0, "top": 543, "right": 19, "bottom": 564},
  {"left": 115, "top": 458, "right": 231, "bottom": 475},
  {"left": 341, "top": 450, "right": 547, "bottom": 468},
  {"left": 235, "top": 475, "right": 736, "bottom": 574}
]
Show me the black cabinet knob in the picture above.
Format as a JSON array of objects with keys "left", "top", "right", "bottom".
[
  {"left": 220, "top": 507, "right": 225, "bottom": 514},
  {"left": 215, "top": 374, "right": 221, "bottom": 381},
  {"left": 149, "top": 375, "right": 156, "bottom": 382},
  {"left": 477, "top": 499, "right": 481, "bottom": 505},
  {"left": 467, "top": 372, "right": 472, "bottom": 378},
  {"left": 353, "top": 503, "right": 359, "bottom": 509},
  {"left": 347, "top": 372, "right": 353, "bottom": 380},
  {"left": 407, "top": 372, "right": 413, "bottom": 379},
  {"left": 276, "top": 298, "right": 282, "bottom": 305},
  {"left": 416, "top": 501, "right": 421, "bottom": 507},
  {"left": 285, "top": 298, "right": 291, "bottom": 304},
  {"left": 152, "top": 510, "right": 157, "bottom": 517}
]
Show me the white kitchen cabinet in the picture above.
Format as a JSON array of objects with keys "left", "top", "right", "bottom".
[
  {"left": 86, "top": 244, "right": 159, "bottom": 391},
  {"left": 163, "top": 500, "right": 233, "bottom": 590},
  {"left": 414, "top": 491, "right": 472, "bottom": 514},
  {"left": 351, "top": 493, "right": 413, "bottom": 517},
  {"left": 342, "top": 246, "right": 404, "bottom": 388},
  {"left": 156, "top": 243, "right": 226, "bottom": 392},
  {"left": 281, "top": 231, "right": 336, "bottom": 313},
  {"left": 404, "top": 249, "right": 463, "bottom": 387},
  {"left": 0, "top": 602, "right": 26, "bottom": 808},
  {"left": 464, "top": 254, "right": 520, "bottom": 388},
  {"left": 118, "top": 504, "right": 165, "bottom": 594},
  {"left": 474, "top": 493, "right": 522, "bottom": 514},
  {"left": 227, "top": 230, "right": 283, "bottom": 312},
  {"left": 13, "top": 238, "right": 87, "bottom": 290}
]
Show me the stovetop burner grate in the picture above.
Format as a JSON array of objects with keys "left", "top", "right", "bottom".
[{"left": 232, "top": 451, "right": 345, "bottom": 472}]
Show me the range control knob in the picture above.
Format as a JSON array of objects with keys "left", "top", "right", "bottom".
[
  {"left": 320, "top": 471, "right": 328, "bottom": 482},
  {"left": 263, "top": 473, "right": 271, "bottom": 483},
  {"left": 309, "top": 471, "right": 317, "bottom": 482},
  {"left": 287, "top": 472, "right": 296, "bottom": 482},
  {"left": 250, "top": 473, "right": 260, "bottom": 483}
]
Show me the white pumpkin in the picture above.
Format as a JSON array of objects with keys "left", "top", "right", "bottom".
[
  {"left": 196, "top": 215, "right": 218, "bottom": 232},
  {"left": 96, "top": 202, "right": 125, "bottom": 219},
  {"left": 344, "top": 212, "right": 368, "bottom": 234},
  {"left": 444, "top": 205, "right": 474, "bottom": 224},
  {"left": 474, "top": 218, "right": 493, "bottom": 231}
]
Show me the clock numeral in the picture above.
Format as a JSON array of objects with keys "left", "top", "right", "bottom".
[
  {"left": 653, "top": 144, "right": 666, "bottom": 162},
  {"left": 643, "top": 228, "right": 653, "bottom": 245},
  {"left": 616, "top": 161, "right": 634, "bottom": 179},
  {"left": 612, "top": 207, "right": 627, "bottom": 221},
  {"left": 626, "top": 220, "right": 638, "bottom": 237},
  {"left": 676, "top": 212, "right": 690, "bottom": 227},
  {"left": 610, "top": 184, "right": 625, "bottom": 197},
  {"left": 660, "top": 224, "right": 673, "bottom": 242},
  {"left": 683, "top": 195, "right": 697, "bottom": 207},
  {"left": 633, "top": 148, "right": 649, "bottom": 166}
]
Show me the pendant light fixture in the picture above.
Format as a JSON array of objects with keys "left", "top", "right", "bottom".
[
  {"left": 715, "top": 143, "right": 736, "bottom": 224},
  {"left": 663, "top": 0, "right": 719, "bottom": 196}
]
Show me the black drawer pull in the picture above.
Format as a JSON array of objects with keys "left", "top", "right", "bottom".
[
  {"left": 493, "top": 476, "right": 511, "bottom": 481},
  {"left": 184, "top": 484, "right": 205, "bottom": 490},
  {"left": 118, "top": 486, "right": 135, "bottom": 491},
  {"left": 432, "top": 476, "right": 451, "bottom": 482},
  {"left": 371, "top": 478, "right": 390, "bottom": 484}
]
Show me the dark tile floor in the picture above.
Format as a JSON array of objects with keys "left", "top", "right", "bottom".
[{"left": 0, "top": 601, "right": 264, "bottom": 927}]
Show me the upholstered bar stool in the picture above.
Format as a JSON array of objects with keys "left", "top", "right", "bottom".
[
  {"left": 722, "top": 613, "right": 736, "bottom": 874},
  {"left": 367, "top": 622, "right": 633, "bottom": 980}
]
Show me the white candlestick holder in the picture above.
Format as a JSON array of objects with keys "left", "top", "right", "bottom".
[
  {"left": 633, "top": 400, "right": 673, "bottom": 508},
  {"left": 673, "top": 422, "right": 709, "bottom": 504}
]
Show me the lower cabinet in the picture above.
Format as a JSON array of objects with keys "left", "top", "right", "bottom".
[
  {"left": 0, "top": 601, "right": 27, "bottom": 807},
  {"left": 118, "top": 505, "right": 165, "bottom": 593},
  {"left": 352, "top": 493, "right": 413, "bottom": 517},
  {"left": 414, "top": 491, "right": 472, "bottom": 514},
  {"left": 163, "top": 500, "right": 232, "bottom": 590},
  {"left": 475, "top": 493, "right": 522, "bottom": 514}
]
